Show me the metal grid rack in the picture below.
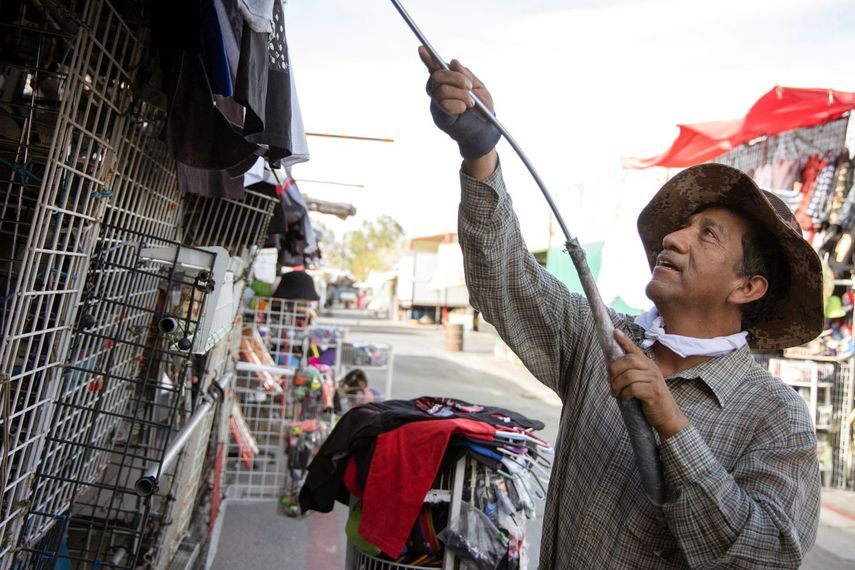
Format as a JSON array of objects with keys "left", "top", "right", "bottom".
[
  {"left": 224, "top": 366, "right": 291, "bottom": 500},
  {"left": 244, "top": 297, "right": 315, "bottom": 368},
  {"left": 19, "top": 226, "right": 219, "bottom": 567},
  {"left": 831, "top": 358, "right": 854, "bottom": 489},
  {"left": 226, "top": 301, "right": 309, "bottom": 502},
  {"left": 0, "top": 0, "right": 281, "bottom": 566},
  {"left": 225, "top": 298, "right": 337, "bottom": 506},
  {"left": 336, "top": 342, "right": 395, "bottom": 400},
  {"left": 182, "top": 189, "right": 277, "bottom": 260},
  {"left": 0, "top": 0, "right": 143, "bottom": 561},
  {"left": 347, "top": 456, "right": 467, "bottom": 570}
]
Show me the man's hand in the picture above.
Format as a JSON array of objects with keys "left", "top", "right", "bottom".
[
  {"left": 418, "top": 46, "right": 500, "bottom": 174},
  {"left": 418, "top": 46, "right": 495, "bottom": 116},
  {"left": 609, "top": 329, "right": 689, "bottom": 440}
]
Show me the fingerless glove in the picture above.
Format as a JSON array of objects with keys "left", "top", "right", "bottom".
[{"left": 427, "top": 81, "right": 501, "bottom": 159}]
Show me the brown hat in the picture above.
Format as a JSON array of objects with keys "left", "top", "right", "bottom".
[{"left": 637, "top": 163, "right": 823, "bottom": 350}]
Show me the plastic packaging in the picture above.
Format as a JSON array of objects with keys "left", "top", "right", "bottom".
[{"left": 438, "top": 503, "right": 508, "bottom": 570}]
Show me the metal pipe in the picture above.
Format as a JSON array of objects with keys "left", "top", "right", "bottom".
[
  {"left": 135, "top": 372, "right": 233, "bottom": 497},
  {"left": 109, "top": 546, "right": 127, "bottom": 565},
  {"left": 390, "top": 0, "right": 664, "bottom": 506}
]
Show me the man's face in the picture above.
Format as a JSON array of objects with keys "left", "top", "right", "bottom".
[{"left": 645, "top": 206, "right": 751, "bottom": 314}]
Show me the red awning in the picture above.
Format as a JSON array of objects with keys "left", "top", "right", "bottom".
[{"left": 621, "top": 87, "right": 855, "bottom": 169}]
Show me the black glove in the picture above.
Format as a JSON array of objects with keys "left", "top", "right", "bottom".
[{"left": 427, "top": 80, "right": 501, "bottom": 159}]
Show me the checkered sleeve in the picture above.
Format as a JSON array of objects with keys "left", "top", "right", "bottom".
[
  {"left": 660, "top": 401, "right": 821, "bottom": 568},
  {"left": 458, "top": 162, "right": 585, "bottom": 398}
]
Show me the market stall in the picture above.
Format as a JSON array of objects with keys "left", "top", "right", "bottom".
[
  {"left": 0, "top": 0, "right": 333, "bottom": 567},
  {"left": 624, "top": 86, "right": 855, "bottom": 490}
]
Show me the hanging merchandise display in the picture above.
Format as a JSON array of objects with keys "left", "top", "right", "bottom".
[
  {"left": 226, "top": 292, "right": 341, "bottom": 519},
  {"left": 249, "top": 174, "right": 322, "bottom": 268},
  {"left": 0, "top": 0, "right": 321, "bottom": 567},
  {"left": 622, "top": 87, "right": 855, "bottom": 169},
  {"left": 154, "top": 0, "right": 311, "bottom": 201}
]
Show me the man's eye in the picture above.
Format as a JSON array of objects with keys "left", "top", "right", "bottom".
[{"left": 703, "top": 228, "right": 717, "bottom": 239}]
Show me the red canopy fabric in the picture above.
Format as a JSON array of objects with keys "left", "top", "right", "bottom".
[{"left": 622, "top": 87, "right": 855, "bottom": 169}]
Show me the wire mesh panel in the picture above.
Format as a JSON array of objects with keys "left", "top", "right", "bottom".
[
  {"left": 182, "top": 189, "right": 277, "bottom": 260},
  {"left": 244, "top": 297, "right": 314, "bottom": 367},
  {"left": 224, "top": 370, "right": 290, "bottom": 500},
  {"left": 0, "top": 0, "right": 143, "bottom": 560},
  {"left": 19, "top": 231, "right": 219, "bottom": 568},
  {"left": 227, "top": 295, "right": 345, "bottom": 512},
  {"left": 151, "top": 406, "right": 214, "bottom": 570},
  {"left": 11, "top": 27, "right": 225, "bottom": 563},
  {"left": 832, "top": 358, "right": 854, "bottom": 488},
  {"left": 22, "top": 96, "right": 180, "bottom": 534}
]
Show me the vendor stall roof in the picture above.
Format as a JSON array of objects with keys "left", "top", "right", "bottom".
[{"left": 622, "top": 86, "right": 855, "bottom": 169}]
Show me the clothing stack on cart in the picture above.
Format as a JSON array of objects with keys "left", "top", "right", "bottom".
[{"left": 301, "top": 397, "right": 552, "bottom": 569}]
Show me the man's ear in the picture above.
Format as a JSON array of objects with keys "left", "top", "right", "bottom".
[{"left": 729, "top": 275, "right": 768, "bottom": 306}]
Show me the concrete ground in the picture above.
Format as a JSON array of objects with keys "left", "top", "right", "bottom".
[{"left": 210, "top": 310, "right": 855, "bottom": 569}]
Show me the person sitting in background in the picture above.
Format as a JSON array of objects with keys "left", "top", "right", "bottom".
[{"left": 337, "top": 369, "right": 376, "bottom": 410}]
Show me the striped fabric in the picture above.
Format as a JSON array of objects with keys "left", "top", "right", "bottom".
[
  {"left": 458, "top": 164, "right": 820, "bottom": 569},
  {"left": 806, "top": 160, "right": 839, "bottom": 224}
]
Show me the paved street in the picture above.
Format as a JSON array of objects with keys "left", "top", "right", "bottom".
[{"left": 210, "top": 310, "right": 855, "bottom": 569}]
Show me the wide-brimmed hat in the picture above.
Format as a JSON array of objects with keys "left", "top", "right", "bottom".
[{"left": 637, "top": 163, "right": 823, "bottom": 350}]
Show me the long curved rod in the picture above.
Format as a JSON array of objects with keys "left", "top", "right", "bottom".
[{"left": 390, "top": 0, "right": 664, "bottom": 506}]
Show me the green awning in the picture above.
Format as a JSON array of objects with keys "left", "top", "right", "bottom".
[{"left": 542, "top": 243, "right": 644, "bottom": 315}]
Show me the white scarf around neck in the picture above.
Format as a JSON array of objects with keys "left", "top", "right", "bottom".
[{"left": 633, "top": 307, "right": 748, "bottom": 358}]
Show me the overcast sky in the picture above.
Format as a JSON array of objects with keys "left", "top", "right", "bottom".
[{"left": 284, "top": 0, "right": 855, "bottom": 305}]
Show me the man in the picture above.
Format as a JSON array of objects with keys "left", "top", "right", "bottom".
[{"left": 419, "top": 47, "right": 823, "bottom": 569}]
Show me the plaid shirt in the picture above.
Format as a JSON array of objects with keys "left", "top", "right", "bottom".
[{"left": 458, "top": 164, "right": 820, "bottom": 569}]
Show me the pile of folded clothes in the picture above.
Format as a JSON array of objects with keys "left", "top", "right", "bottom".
[{"left": 300, "top": 397, "right": 552, "bottom": 569}]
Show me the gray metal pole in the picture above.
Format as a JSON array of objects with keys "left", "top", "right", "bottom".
[
  {"left": 135, "top": 372, "right": 233, "bottom": 497},
  {"left": 390, "top": 0, "right": 664, "bottom": 506}
]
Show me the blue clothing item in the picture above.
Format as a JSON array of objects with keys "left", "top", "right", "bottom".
[
  {"left": 201, "top": 0, "right": 233, "bottom": 96},
  {"left": 454, "top": 440, "right": 503, "bottom": 462}
]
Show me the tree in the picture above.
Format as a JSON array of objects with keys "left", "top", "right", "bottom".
[
  {"left": 312, "top": 220, "right": 347, "bottom": 270},
  {"left": 345, "top": 216, "right": 406, "bottom": 281}
]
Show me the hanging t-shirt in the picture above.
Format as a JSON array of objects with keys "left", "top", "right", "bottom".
[
  {"left": 828, "top": 153, "right": 854, "bottom": 226},
  {"left": 234, "top": 0, "right": 294, "bottom": 161},
  {"left": 167, "top": 52, "right": 260, "bottom": 172}
]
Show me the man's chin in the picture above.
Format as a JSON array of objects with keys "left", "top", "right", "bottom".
[{"left": 644, "top": 280, "right": 664, "bottom": 305}]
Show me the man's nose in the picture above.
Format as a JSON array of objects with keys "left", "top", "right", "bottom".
[{"left": 662, "top": 227, "right": 689, "bottom": 253}]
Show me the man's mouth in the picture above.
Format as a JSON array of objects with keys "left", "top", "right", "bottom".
[{"left": 655, "top": 256, "right": 679, "bottom": 271}]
